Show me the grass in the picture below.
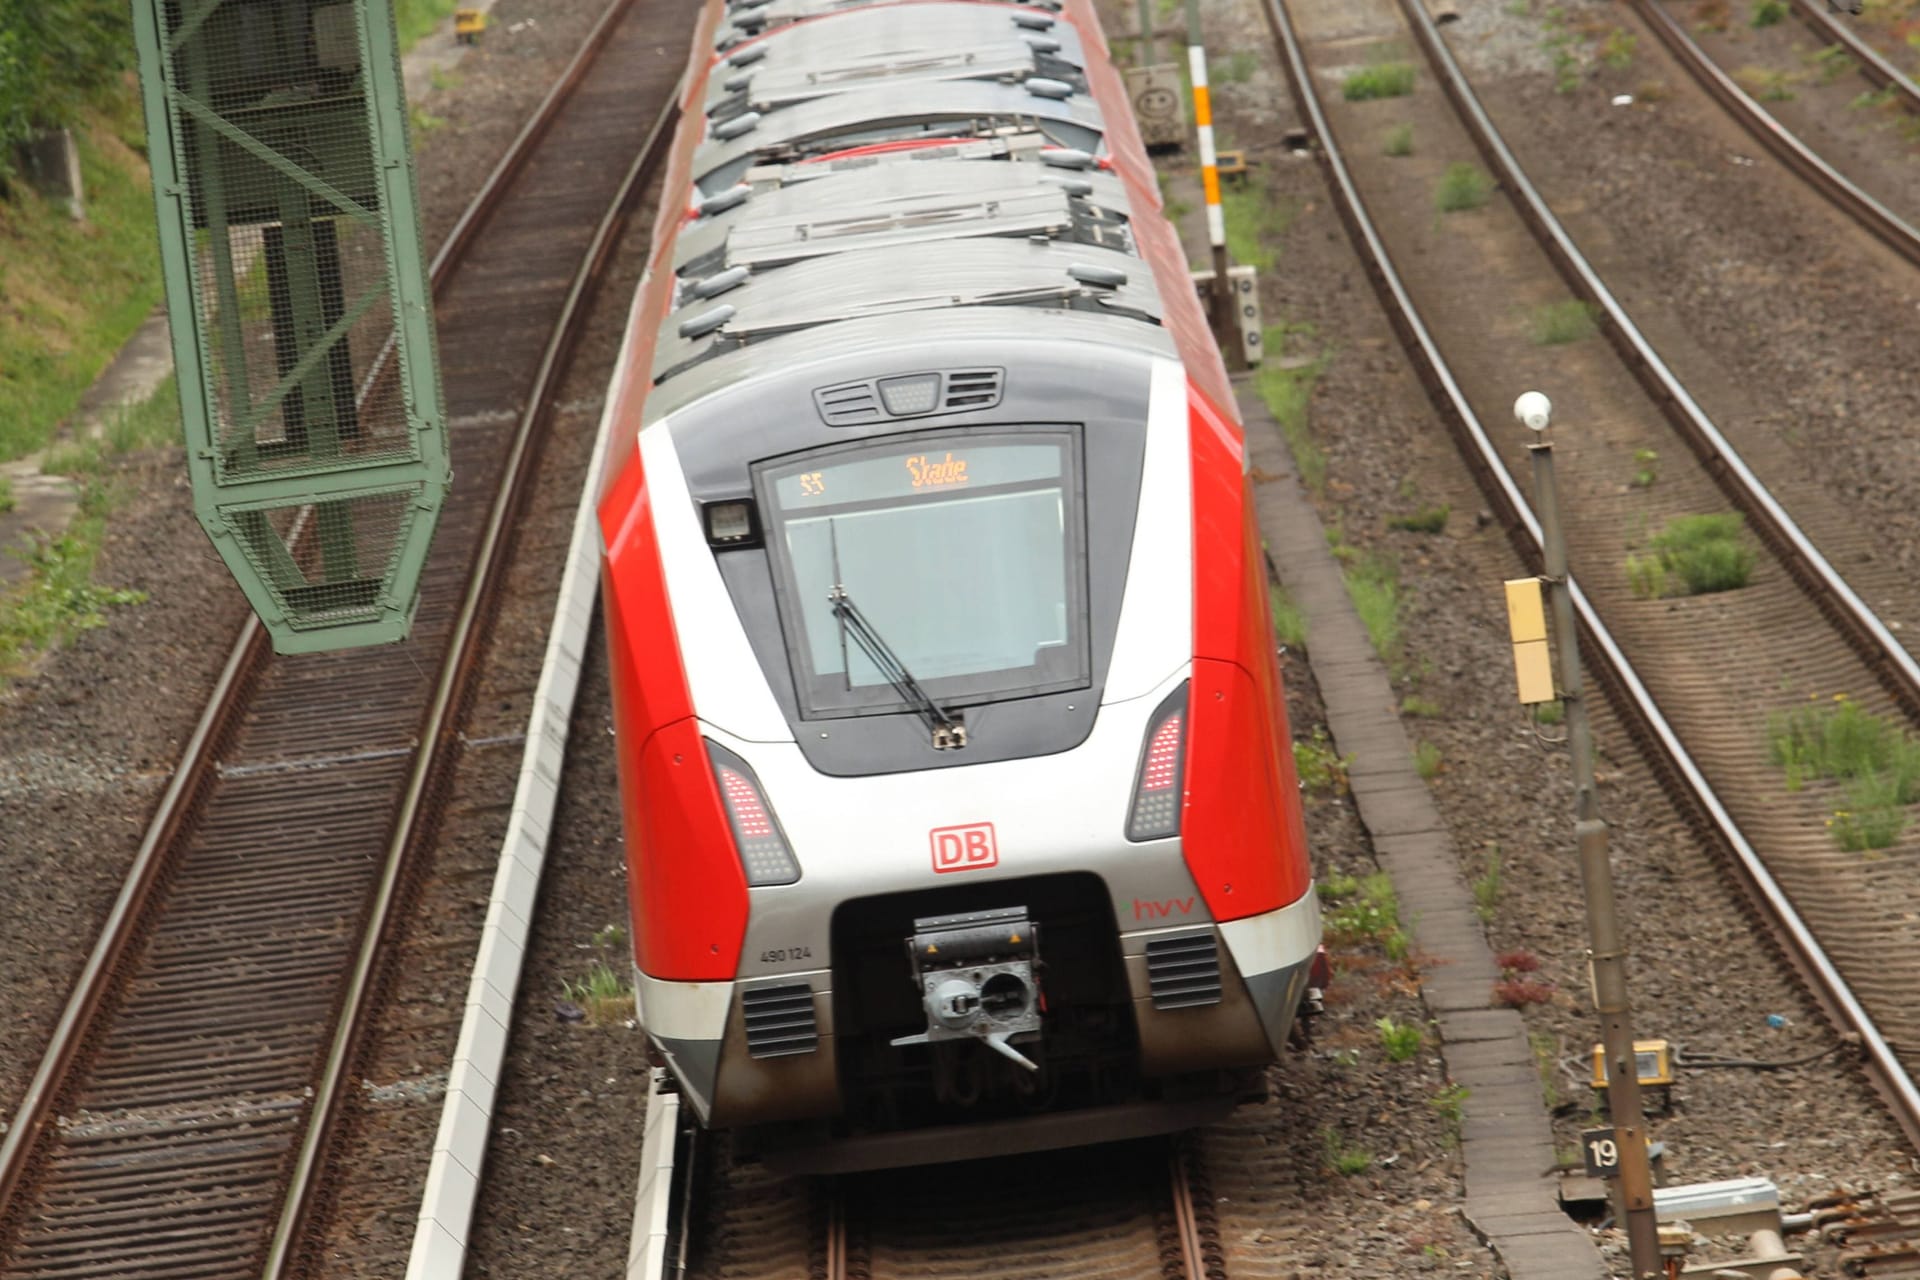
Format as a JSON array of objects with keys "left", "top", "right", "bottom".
[
  {"left": 1769, "top": 695, "right": 1920, "bottom": 851},
  {"left": 1431, "top": 1082, "right": 1470, "bottom": 1146},
  {"left": 1322, "top": 871, "right": 1408, "bottom": 961},
  {"left": 1535, "top": 698, "right": 1565, "bottom": 726},
  {"left": 1529, "top": 300, "right": 1597, "bottom": 345},
  {"left": 562, "top": 960, "right": 635, "bottom": 1026},
  {"left": 1809, "top": 43, "right": 1857, "bottom": 84},
  {"left": 1220, "top": 187, "right": 1293, "bottom": 272},
  {"left": 1322, "top": 1128, "right": 1373, "bottom": 1176},
  {"left": 1343, "top": 550, "right": 1402, "bottom": 666},
  {"left": 0, "top": 94, "right": 166, "bottom": 462},
  {"left": 103, "top": 375, "right": 181, "bottom": 454},
  {"left": 1388, "top": 504, "right": 1450, "bottom": 534},
  {"left": 395, "top": 0, "right": 462, "bottom": 48},
  {"left": 1254, "top": 325, "right": 1330, "bottom": 495},
  {"left": 1471, "top": 845, "right": 1502, "bottom": 921},
  {"left": 0, "top": 474, "right": 12, "bottom": 514},
  {"left": 1601, "top": 28, "right": 1638, "bottom": 70},
  {"left": 1751, "top": 0, "right": 1789, "bottom": 25},
  {"left": 1384, "top": 123, "right": 1414, "bottom": 157},
  {"left": 1832, "top": 773, "right": 1908, "bottom": 851},
  {"left": 1736, "top": 65, "right": 1797, "bottom": 101},
  {"left": 1435, "top": 162, "right": 1493, "bottom": 213},
  {"left": 1212, "top": 50, "right": 1258, "bottom": 84},
  {"left": 1626, "top": 513, "right": 1755, "bottom": 598},
  {"left": 1530, "top": 1031, "right": 1562, "bottom": 1110},
  {"left": 1413, "top": 740, "right": 1443, "bottom": 780},
  {"left": 1293, "top": 726, "right": 1350, "bottom": 794},
  {"left": 1377, "top": 1015, "right": 1424, "bottom": 1062},
  {"left": 1401, "top": 694, "right": 1442, "bottom": 717},
  {"left": 1342, "top": 62, "right": 1416, "bottom": 101},
  {"left": 1271, "top": 584, "right": 1308, "bottom": 649}
]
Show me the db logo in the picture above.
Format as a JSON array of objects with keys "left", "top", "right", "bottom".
[{"left": 929, "top": 823, "right": 998, "bottom": 873}]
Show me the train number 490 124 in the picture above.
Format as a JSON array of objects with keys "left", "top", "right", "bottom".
[{"left": 759, "top": 945, "right": 814, "bottom": 965}]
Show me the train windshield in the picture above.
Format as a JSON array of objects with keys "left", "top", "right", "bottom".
[{"left": 757, "top": 429, "right": 1090, "bottom": 716}]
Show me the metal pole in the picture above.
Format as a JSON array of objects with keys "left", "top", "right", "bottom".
[
  {"left": 1519, "top": 394, "right": 1661, "bottom": 1280},
  {"left": 1183, "top": 11, "right": 1235, "bottom": 361},
  {"left": 1138, "top": 0, "right": 1155, "bottom": 63}
]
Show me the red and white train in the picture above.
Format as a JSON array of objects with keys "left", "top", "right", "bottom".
[{"left": 594, "top": 0, "right": 1322, "bottom": 1168}]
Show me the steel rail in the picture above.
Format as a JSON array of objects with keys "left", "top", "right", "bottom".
[
  {"left": 1626, "top": 0, "right": 1920, "bottom": 270},
  {"left": 1168, "top": 1144, "right": 1212, "bottom": 1280},
  {"left": 1263, "top": 0, "right": 1920, "bottom": 1151},
  {"left": 1790, "top": 0, "right": 1920, "bottom": 114},
  {"left": 0, "top": 0, "right": 645, "bottom": 1256}
]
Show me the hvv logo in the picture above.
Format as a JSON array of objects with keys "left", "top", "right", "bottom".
[{"left": 929, "top": 823, "right": 998, "bottom": 873}]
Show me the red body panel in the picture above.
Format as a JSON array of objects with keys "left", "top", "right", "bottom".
[{"left": 1181, "top": 387, "right": 1312, "bottom": 921}]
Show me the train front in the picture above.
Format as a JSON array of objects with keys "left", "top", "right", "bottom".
[{"left": 595, "top": 0, "right": 1322, "bottom": 1170}]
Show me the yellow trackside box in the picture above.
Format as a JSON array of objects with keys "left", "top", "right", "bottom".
[
  {"left": 455, "top": 9, "right": 486, "bottom": 43},
  {"left": 1591, "top": 1039, "right": 1674, "bottom": 1090},
  {"left": 1504, "top": 578, "right": 1555, "bottom": 704}
]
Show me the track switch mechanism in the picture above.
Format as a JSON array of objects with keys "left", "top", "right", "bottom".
[{"left": 891, "top": 907, "right": 1042, "bottom": 1071}]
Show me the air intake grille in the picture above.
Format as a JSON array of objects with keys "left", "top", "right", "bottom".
[
  {"left": 742, "top": 983, "right": 819, "bottom": 1058},
  {"left": 813, "top": 369, "right": 1005, "bottom": 426},
  {"left": 1145, "top": 931, "right": 1222, "bottom": 1010}
]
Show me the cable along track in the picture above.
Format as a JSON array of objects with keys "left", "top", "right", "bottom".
[
  {"left": 0, "top": 0, "right": 662, "bottom": 1274},
  {"left": 1264, "top": 0, "right": 1920, "bottom": 1147}
]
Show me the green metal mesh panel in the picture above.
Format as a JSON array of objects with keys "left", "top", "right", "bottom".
[
  {"left": 136, "top": 0, "right": 449, "bottom": 651},
  {"left": 223, "top": 486, "right": 422, "bottom": 629}
]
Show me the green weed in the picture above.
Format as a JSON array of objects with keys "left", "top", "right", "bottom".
[
  {"left": 1322, "top": 1127, "right": 1374, "bottom": 1176},
  {"left": 1852, "top": 86, "right": 1897, "bottom": 110},
  {"left": 1534, "top": 699, "right": 1565, "bottom": 726},
  {"left": 1627, "top": 513, "right": 1754, "bottom": 598},
  {"left": 1413, "top": 740, "right": 1443, "bottom": 780},
  {"left": 1831, "top": 772, "right": 1908, "bottom": 851},
  {"left": 562, "top": 961, "right": 635, "bottom": 1026},
  {"left": 1601, "top": 28, "right": 1638, "bottom": 70},
  {"left": 1630, "top": 447, "right": 1659, "bottom": 489},
  {"left": 1384, "top": 123, "right": 1414, "bottom": 156},
  {"left": 1472, "top": 845, "right": 1502, "bottom": 921},
  {"left": 1435, "top": 162, "right": 1493, "bottom": 213},
  {"left": 103, "top": 376, "right": 182, "bottom": 455},
  {"left": 395, "top": 0, "right": 461, "bottom": 47},
  {"left": 0, "top": 474, "right": 12, "bottom": 515},
  {"left": 1736, "top": 65, "right": 1796, "bottom": 101},
  {"left": 1212, "top": 50, "right": 1258, "bottom": 84},
  {"left": 1293, "top": 727, "right": 1350, "bottom": 794},
  {"left": 1401, "top": 694, "right": 1442, "bottom": 717},
  {"left": 1530, "top": 1031, "right": 1562, "bottom": 1110},
  {"left": 1808, "top": 44, "right": 1857, "bottom": 83},
  {"left": 1221, "top": 187, "right": 1293, "bottom": 272},
  {"left": 1271, "top": 584, "right": 1309, "bottom": 648},
  {"left": 1389, "top": 504, "right": 1451, "bottom": 534},
  {"left": 1529, "top": 300, "right": 1598, "bottom": 345},
  {"left": 1342, "top": 62, "right": 1416, "bottom": 101},
  {"left": 1430, "top": 1082, "right": 1470, "bottom": 1145},
  {"left": 1377, "top": 1015, "right": 1425, "bottom": 1062},
  {"left": 1344, "top": 552, "right": 1401, "bottom": 665},
  {"left": 1751, "top": 0, "right": 1788, "bottom": 26},
  {"left": 1322, "top": 872, "right": 1407, "bottom": 959},
  {"left": 0, "top": 522, "right": 146, "bottom": 677}
]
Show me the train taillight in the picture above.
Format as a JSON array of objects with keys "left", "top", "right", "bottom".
[
  {"left": 706, "top": 741, "right": 800, "bottom": 885},
  {"left": 1126, "top": 684, "right": 1189, "bottom": 841}
]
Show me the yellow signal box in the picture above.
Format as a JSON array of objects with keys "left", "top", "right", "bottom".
[
  {"left": 1504, "top": 577, "right": 1555, "bottom": 705},
  {"left": 455, "top": 9, "right": 487, "bottom": 43}
]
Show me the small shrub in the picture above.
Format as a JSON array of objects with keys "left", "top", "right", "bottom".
[
  {"left": 1323, "top": 1127, "right": 1373, "bottom": 1176},
  {"left": 1534, "top": 699, "right": 1565, "bottom": 726},
  {"left": 1384, "top": 123, "right": 1414, "bottom": 156},
  {"left": 1630, "top": 447, "right": 1659, "bottom": 489},
  {"left": 1294, "top": 727, "right": 1351, "bottom": 794},
  {"left": 1472, "top": 846, "right": 1502, "bottom": 920},
  {"left": 1628, "top": 513, "right": 1754, "bottom": 598},
  {"left": 1435, "top": 162, "right": 1493, "bottom": 213},
  {"left": 1413, "top": 741, "right": 1443, "bottom": 780},
  {"left": 1401, "top": 694, "right": 1442, "bottom": 717},
  {"left": 1343, "top": 62, "right": 1416, "bottom": 101},
  {"left": 1751, "top": 0, "right": 1788, "bottom": 26},
  {"left": 1271, "top": 585, "right": 1308, "bottom": 649},
  {"left": 1600, "top": 28, "right": 1637, "bottom": 70},
  {"left": 1496, "top": 949, "right": 1541, "bottom": 974},
  {"left": 1494, "top": 977, "right": 1556, "bottom": 1008},
  {"left": 1529, "top": 300, "right": 1597, "bottom": 346},
  {"left": 1389, "top": 504, "right": 1451, "bottom": 534},
  {"left": 1377, "top": 1015, "right": 1425, "bottom": 1062}
]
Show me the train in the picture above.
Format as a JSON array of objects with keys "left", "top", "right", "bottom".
[{"left": 594, "top": 0, "right": 1325, "bottom": 1170}]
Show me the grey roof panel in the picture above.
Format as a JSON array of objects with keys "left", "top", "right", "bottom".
[
  {"left": 674, "top": 158, "right": 1135, "bottom": 276},
  {"left": 652, "top": 238, "right": 1159, "bottom": 384},
  {"left": 690, "top": 80, "right": 1106, "bottom": 193},
  {"left": 703, "top": 4, "right": 1085, "bottom": 115},
  {"left": 716, "top": 0, "right": 1064, "bottom": 46}
]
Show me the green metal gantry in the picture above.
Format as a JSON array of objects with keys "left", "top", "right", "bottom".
[{"left": 133, "top": 0, "right": 449, "bottom": 652}]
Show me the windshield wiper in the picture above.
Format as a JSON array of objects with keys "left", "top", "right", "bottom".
[{"left": 828, "top": 584, "right": 967, "bottom": 750}]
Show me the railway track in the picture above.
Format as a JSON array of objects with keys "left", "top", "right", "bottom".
[
  {"left": 0, "top": 2, "right": 669, "bottom": 1274},
  {"left": 670, "top": 1130, "right": 1224, "bottom": 1280},
  {"left": 1266, "top": 0, "right": 1920, "bottom": 1151}
]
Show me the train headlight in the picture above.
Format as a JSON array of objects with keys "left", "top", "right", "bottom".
[
  {"left": 1125, "top": 683, "right": 1188, "bottom": 841},
  {"left": 706, "top": 741, "right": 800, "bottom": 886}
]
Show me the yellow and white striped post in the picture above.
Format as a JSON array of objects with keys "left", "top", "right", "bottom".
[{"left": 1186, "top": 40, "right": 1236, "bottom": 359}]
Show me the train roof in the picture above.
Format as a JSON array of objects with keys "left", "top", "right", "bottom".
[
  {"left": 702, "top": 2, "right": 1086, "bottom": 118},
  {"left": 713, "top": 0, "right": 1065, "bottom": 48}
]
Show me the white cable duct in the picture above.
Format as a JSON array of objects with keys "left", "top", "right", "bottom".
[{"left": 403, "top": 287, "right": 639, "bottom": 1280}]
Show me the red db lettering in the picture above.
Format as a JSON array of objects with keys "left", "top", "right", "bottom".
[{"left": 930, "top": 823, "right": 998, "bottom": 873}]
